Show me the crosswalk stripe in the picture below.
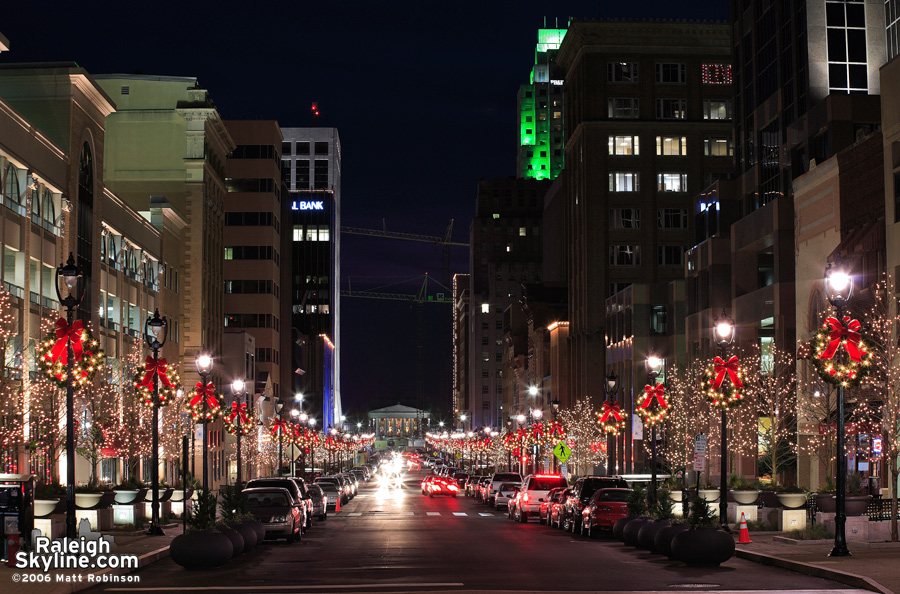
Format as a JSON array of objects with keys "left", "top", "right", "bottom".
[
  {"left": 346, "top": 512, "right": 362, "bottom": 516},
  {"left": 426, "top": 512, "right": 441, "bottom": 516},
  {"left": 452, "top": 512, "right": 467, "bottom": 516},
  {"left": 479, "top": 513, "right": 495, "bottom": 516}
]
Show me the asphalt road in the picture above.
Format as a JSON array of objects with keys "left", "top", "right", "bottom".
[{"left": 81, "top": 470, "right": 867, "bottom": 593}]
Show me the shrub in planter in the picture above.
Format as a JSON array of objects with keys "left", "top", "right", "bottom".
[
  {"left": 219, "top": 486, "right": 259, "bottom": 552},
  {"left": 671, "top": 495, "right": 735, "bottom": 566},
  {"left": 728, "top": 475, "right": 761, "bottom": 505},
  {"left": 638, "top": 489, "right": 674, "bottom": 551},
  {"left": 620, "top": 485, "right": 650, "bottom": 545},
  {"left": 170, "top": 488, "right": 233, "bottom": 569}
]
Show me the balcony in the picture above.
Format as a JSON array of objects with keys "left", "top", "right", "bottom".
[
  {"left": 99, "top": 318, "right": 120, "bottom": 332},
  {"left": 3, "top": 196, "right": 26, "bottom": 217},
  {"left": 3, "top": 282, "right": 24, "bottom": 299}
]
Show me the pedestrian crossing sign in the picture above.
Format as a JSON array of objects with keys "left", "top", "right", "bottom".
[{"left": 553, "top": 441, "right": 572, "bottom": 463}]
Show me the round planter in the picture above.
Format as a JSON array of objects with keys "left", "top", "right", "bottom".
[
  {"left": 226, "top": 520, "right": 257, "bottom": 552},
  {"left": 170, "top": 530, "right": 233, "bottom": 569},
  {"left": 671, "top": 526, "right": 736, "bottom": 566},
  {"left": 776, "top": 492, "right": 808, "bottom": 509},
  {"left": 613, "top": 515, "right": 639, "bottom": 541},
  {"left": 75, "top": 493, "right": 104, "bottom": 509},
  {"left": 669, "top": 491, "right": 684, "bottom": 503},
  {"left": 655, "top": 523, "right": 691, "bottom": 559},
  {"left": 144, "top": 487, "right": 175, "bottom": 502},
  {"left": 730, "top": 489, "right": 760, "bottom": 505},
  {"left": 170, "top": 488, "right": 194, "bottom": 502},
  {"left": 815, "top": 493, "right": 836, "bottom": 513},
  {"left": 698, "top": 489, "right": 720, "bottom": 503},
  {"left": 638, "top": 519, "right": 671, "bottom": 551},
  {"left": 113, "top": 488, "right": 147, "bottom": 504},
  {"left": 845, "top": 495, "right": 872, "bottom": 516},
  {"left": 623, "top": 517, "right": 652, "bottom": 547},
  {"left": 243, "top": 519, "right": 266, "bottom": 544},
  {"left": 34, "top": 499, "right": 60, "bottom": 517},
  {"left": 216, "top": 524, "right": 245, "bottom": 557}
]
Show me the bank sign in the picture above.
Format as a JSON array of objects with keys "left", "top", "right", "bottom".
[{"left": 292, "top": 200, "right": 325, "bottom": 211}]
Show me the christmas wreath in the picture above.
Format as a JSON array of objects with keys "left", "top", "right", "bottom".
[
  {"left": 189, "top": 381, "right": 224, "bottom": 422},
  {"left": 135, "top": 357, "right": 181, "bottom": 408},
  {"left": 636, "top": 383, "right": 668, "bottom": 427},
  {"left": 812, "top": 314, "right": 872, "bottom": 387},
  {"left": 597, "top": 399, "right": 627, "bottom": 435},
  {"left": 704, "top": 355, "right": 746, "bottom": 409},
  {"left": 224, "top": 402, "right": 252, "bottom": 435},
  {"left": 37, "top": 318, "right": 106, "bottom": 388}
]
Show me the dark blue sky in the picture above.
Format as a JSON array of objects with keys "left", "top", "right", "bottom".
[{"left": 2, "top": 0, "right": 729, "bottom": 418}]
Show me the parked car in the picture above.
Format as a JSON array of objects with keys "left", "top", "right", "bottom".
[
  {"left": 452, "top": 471, "right": 469, "bottom": 489},
  {"left": 475, "top": 477, "right": 492, "bottom": 502},
  {"left": 315, "top": 476, "right": 349, "bottom": 504},
  {"left": 494, "top": 482, "right": 521, "bottom": 510},
  {"left": 465, "top": 476, "right": 483, "bottom": 497},
  {"left": 244, "top": 487, "right": 302, "bottom": 543},
  {"left": 550, "top": 488, "right": 572, "bottom": 528},
  {"left": 510, "top": 474, "right": 569, "bottom": 522},
  {"left": 562, "top": 476, "right": 628, "bottom": 533},
  {"left": 306, "top": 483, "right": 328, "bottom": 520},
  {"left": 487, "top": 472, "right": 523, "bottom": 506},
  {"left": 315, "top": 480, "right": 341, "bottom": 512},
  {"left": 340, "top": 473, "right": 359, "bottom": 496},
  {"left": 286, "top": 475, "right": 314, "bottom": 530},
  {"left": 540, "top": 487, "right": 568, "bottom": 525},
  {"left": 245, "top": 477, "right": 308, "bottom": 533},
  {"left": 351, "top": 466, "right": 371, "bottom": 481},
  {"left": 580, "top": 488, "right": 630, "bottom": 537},
  {"left": 427, "top": 476, "right": 459, "bottom": 498}
]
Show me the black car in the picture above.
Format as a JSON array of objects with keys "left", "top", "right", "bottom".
[
  {"left": 245, "top": 477, "right": 308, "bottom": 533},
  {"left": 561, "top": 476, "right": 628, "bottom": 533}
]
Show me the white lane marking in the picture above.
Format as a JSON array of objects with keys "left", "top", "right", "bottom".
[
  {"left": 479, "top": 512, "right": 495, "bottom": 516},
  {"left": 452, "top": 512, "right": 467, "bottom": 516},
  {"left": 426, "top": 512, "right": 441, "bottom": 516},
  {"left": 345, "top": 512, "right": 362, "bottom": 516}
]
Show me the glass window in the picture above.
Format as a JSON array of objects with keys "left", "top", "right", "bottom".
[
  {"left": 607, "top": 62, "right": 639, "bottom": 82},
  {"left": 701, "top": 64, "right": 733, "bottom": 84},
  {"left": 656, "top": 136, "right": 687, "bottom": 156},
  {"left": 657, "top": 208, "right": 689, "bottom": 228},
  {"left": 609, "top": 245, "right": 641, "bottom": 266},
  {"left": 314, "top": 142, "right": 329, "bottom": 155},
  {"left": 704, "top": 137, "right": 734, "bottom": 156},
  {"left": 609, "top": 172, "right": 640, "bottom": 192},
  {"left": 703, "top": 100, "right": 732, "bottom": 120},
  {"left": 610, "top": 208, "right": 641, "bottom": 229},
  {"left": 657, "top": 173, "right": 687, "bottom": 192},
  {"left": 657, "top": 245, "right": 685, "bottom": 266},
  {"left": 607, "top": 98, "right": 639, "bottom": 119},
  {"left": 656, "top": 99, "right": 686, "bottom": 120},
  {"left": 296, "top": 142, "right": 310, "bottom": 155},
  {"left": 655, "top": 63, "right": 686, "bottom": 83},
  {"left": 481, "top": 303, "right": 490, "bottom": 314},
  {"left": 609, "top": 135, "right": 640, "bottom": 155}
]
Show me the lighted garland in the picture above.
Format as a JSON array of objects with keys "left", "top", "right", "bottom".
[
  {"left": 225, "top": 402, "right": 252, "bottom": 435},
  {"left": 522, "top": 421, "right": 566, "bottom": 447},
  {"left": 636, "top": 382, "right": 669, "bottom": 427},
  {"left": 189, "top": 381, "right": 224, "bottom": 422},
  {"left": 812, "top": 314, "right": 872, "bottom": 387},
  {"left": 37, "top": 319, "right": 106, "bottom": 388},
  {"left": 597, "top": 400, "right": 627, "bottom": 435},
  {"left": 704, "top": 355, "right": 746, "bottom": 409}
]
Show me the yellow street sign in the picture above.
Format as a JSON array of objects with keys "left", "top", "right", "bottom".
[{"left": 553, "top": 441, "right": 572, "bottom": 463}]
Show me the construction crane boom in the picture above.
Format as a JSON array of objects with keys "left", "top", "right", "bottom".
[{"left": 341, "top": 219, "right": 468, "bottom": 247}]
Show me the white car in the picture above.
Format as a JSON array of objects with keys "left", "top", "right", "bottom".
[
  {"left": 494, "top": 482, "right": 521, "bottom": 511},
  {"left": 512, "top": 474, "right": 569, "bottom": 522}
]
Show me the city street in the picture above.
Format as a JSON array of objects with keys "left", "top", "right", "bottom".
[{"left": 79, "top": 470, "right": 865, "bottom": 594}]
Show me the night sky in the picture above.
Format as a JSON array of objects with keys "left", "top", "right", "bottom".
[{"left": 2, "top": 0, "right": 729, "bottom": 420}]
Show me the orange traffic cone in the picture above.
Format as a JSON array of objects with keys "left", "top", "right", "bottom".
[
  {"left": 738, "top": 512, "right": 752, "bottom": 543},
  {"left": 335, "top": 495, "right": 341, "bottom": 513}
]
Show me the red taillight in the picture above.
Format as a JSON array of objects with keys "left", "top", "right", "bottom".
[{"left": 523, "top": 493, "right": 529, "bottom": 502}]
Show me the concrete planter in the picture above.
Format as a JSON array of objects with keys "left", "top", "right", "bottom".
[
  {"left": 34, "top": 499, "right": 61, "bottom": 517},
  {"left": 698, "top": 489, "right": 720, "bottom": 503},
  {"left": 75, "top": 493, "right": 104, "bottom": 509},
  {"left": 638, "top": 519, "right": 670, "bottom": 551},
  {"left": 623, "top": 517, "right": 652, "bottom": 547},
  {"left": 671, "top": 526, "right": 735, "bottom": 566},
  {"left": 114, "top": 488, "right": 147, "bottom": 504},
  {"left": 730, "top": 489, "right": 759, "bottom": 505},
  {"left": 170, "top": 530, "right": 233, "bottom": 569},
  {"left": 775, "top": 492, "right": 807, "bottom": 509},
  {"left": 845, "top": 495, "right": 872, "bottom": 516}
]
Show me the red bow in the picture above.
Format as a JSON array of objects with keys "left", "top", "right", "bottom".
[
  {"left": 532, "top": 423, "right": 544, "bottom": 439},
  {"left": 190, "top": 381, "right": 218, "bottom": 410},
  {"left": 549, "top": 422, "right": 564, "bottom": 436},
  {"left": 712, "top": 356, "right": 744, "bottom": 390},
  {"left": 819, "top": 316, "right": 864, "bottom": 362},
  {"left": 140, "top": 356, "right": 173, "bottom": 389},
  {"left": 599, "top": 400, "right": 624, "bottom": 423},
  {"left": 641, "top": 383, "right": 668, "bottom": 410},
  {"left": 271, "top": 419, "right": 289, "bottom": 436},
  {"left": 228, "top": 402, "right": 249, "bottom": 425},
  {"left": 51, "top": 318, "right": 85, "bottom": 365}
]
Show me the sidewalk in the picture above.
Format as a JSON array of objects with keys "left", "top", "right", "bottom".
[
  {"left": 1, "top": 523, "right": 181, "bottom": 594},
  {"left": 735, "top": 530, "right": 900, "bottom": 594}
]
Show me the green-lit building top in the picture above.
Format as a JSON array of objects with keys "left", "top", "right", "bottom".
[{"left": 517, "top": 28, "right": 566, "bottom": 180}]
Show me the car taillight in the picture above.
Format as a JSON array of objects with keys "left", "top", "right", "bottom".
[
  {"left": 434, "top": 484, "right": 441, "bottom": 491},
  {"left": 448, "top": 484, "right": 459, "bottom": 491},
  {"left": 523, "top": 493, "right": 529, "bottom": 502}
]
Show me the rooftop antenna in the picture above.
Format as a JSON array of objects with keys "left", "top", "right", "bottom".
[{"left": 311, "top": 102, "right": 320, "bottom": 127}]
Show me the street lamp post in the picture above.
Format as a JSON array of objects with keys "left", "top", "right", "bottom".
[
  {"left": 713, "top": 309, "right": 736, "bottom": 532},
  {"left": 506, "top": 418, "right": 513, "bottom": 471},
  {"left": 232, "top": 378, "right": 247, "bottom": 489},
  {"left": 516, "top": 414, "right": 526, "bottom": 472},
  {"left": 551, "top": 399, "right": 560, "bottom": 473},
  {"left": 299, "top": 412, "right": 309, "bottom": 478},
  {"left": 55, "top": 252, "right": 85, "bottom": 540},
  {"left": 825, "top": 259, "right": 854, "bottom": 558},
  {"left": 531, "top": 408, "right": 543, "bottom": 473},
  {"left": 144, "top": 309, "right": 168, "bottom": 536},
  {"left": 645, "top": 353, "right": 664, "bottom": 506},
  {"left": 605, "top": 372, "right": 619, "bottom": 475},
  {"left": 274, "top": 399, "right": 285, "bottom": 476},
  {"left": 195, "top": 350, "right": 214, "bottom": 489}
]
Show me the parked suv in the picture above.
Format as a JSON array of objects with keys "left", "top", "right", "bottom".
[
  {"left": 562, "top": 476, "right": 628, "bottom": 533},
  {"left": 486, "top": 472, "right": 523, "bottom": 506},
  {"left": 511, "top": 474, "right": 569, "bottom": 522}
]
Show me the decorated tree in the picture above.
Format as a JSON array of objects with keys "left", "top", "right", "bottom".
[
  {"left": 0, "top": 289, "right": 23, "bottom": 472},
  {"left": 27, "top": 373, "right": 67, "bottom": 484},
  {"left": 795, "top": 368, "right": 839, "bottom": 489},
  {"left": 861, "top": 275, "right": 900, "bottom": 541},
  {"left": 104, "top": 339, "right": 152, "bottom": 481},
  {"left": 558, "top": 398, "right": 605, "bottom": 476},
  {"left": 658, "top": 361, "right": 711, "bottom": 482},
  {"left": 75, "top": 379, "right": 118, "bottom": 487}
]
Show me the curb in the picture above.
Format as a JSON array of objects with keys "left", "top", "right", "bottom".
[
  {"left": 735, "top": 547, "right": 893, "bottom": 594},
  {"left": 48, "top": 544, "right": 170, "bottom": 594}
]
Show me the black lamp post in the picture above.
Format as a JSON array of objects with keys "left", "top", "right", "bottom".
[
  {"left": 506, "top": 418, "right": 513, "bottom": 471},
  {"left": 645, "top": 352, "right": 664, "bottom": 506},
  {"left": 605, "top": 372, "right": 619, "bottom": 475},
  {"left": 231, "top": 378, "right": 247, "bottom": 489},
  {"left": 713, "top": 309, "right": 735, "bottom": 532},
  {"left": 144, "top": 309, "right": 168, "bottom": 536},
  {"left": 825, "top": 258, "right": 853, "bottom": 558},
  {"left": 195, "top": 350, "right": 214, "bottom": 490},
  {"left": 274, "top": 398, "right": 285, "bottom": 476},
  {"left": 55, "top": 252, "right": 85, "bottom": 540},
  {"left": 531, "top": 408, "right": 544, "bottom": 474},
  {"left": 516, "top": 413, "right": 526, "bottom": 472}
]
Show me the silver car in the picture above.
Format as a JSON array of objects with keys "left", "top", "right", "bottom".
[
  {"left": 306, "top": 483, "right": 328, "bottom": 520},
  {"left": 495, "top": 482, "right": 521, "bottom": 511}
]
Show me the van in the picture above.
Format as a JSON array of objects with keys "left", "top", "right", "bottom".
[
  {"left": 487, "top": 472, "right": 523, "bottom": 505},
  {"left": 510, "top": 474, "right": 569, "bottom": 522}
]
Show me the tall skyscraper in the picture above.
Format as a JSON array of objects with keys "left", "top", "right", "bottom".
[
  {"left": 517, "top": 28, "right": 567, "bottom": 180},
  {"left": 280, "top": 127, "right": 342, "bottom": 430}
]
